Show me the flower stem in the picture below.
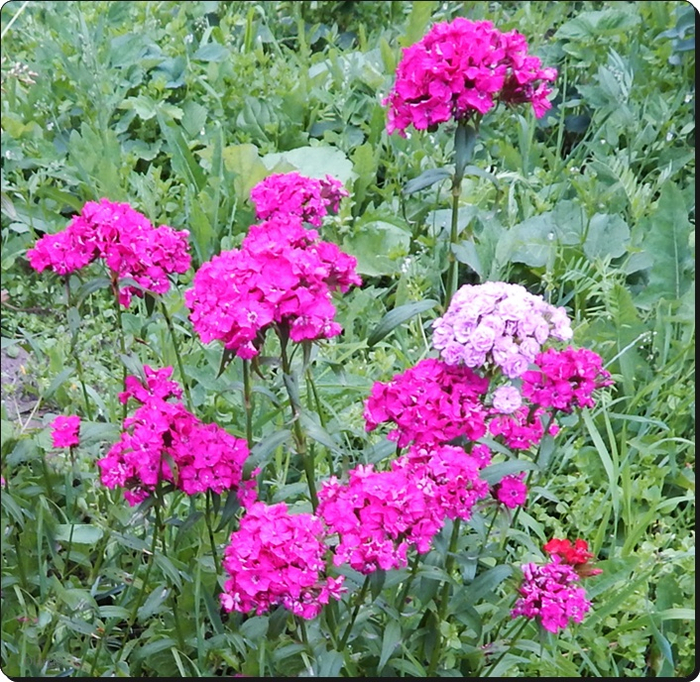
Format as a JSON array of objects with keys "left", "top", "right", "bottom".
[
  {"left": 481, "top": 616, "right": 531, "bottom": 677},
  {"left": 242, "top": 359, "right": 254, "bottom": 451},
  {"left": 279, "top": 329, "right": 318, "bottom": 510},
  {"left": 160, "top": 300, "right": 193, "bottom": 412},
  {"left": 339, "top": 575, "right": 370, "bottom": 649},
  {"left": 205, "top": 490, "right": 220, "bottom": 573},
  {"left": 111, "top": 276, "right": 128, "bottom": 420},
  {"left": 428, "top": 518, "right": 462, "bottom": 675},
  {"left": 445, "top": 185, "right": 462, "bottom": 308}
]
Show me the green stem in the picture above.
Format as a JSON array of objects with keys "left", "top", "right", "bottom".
[
  {"left": 445, "top": 184, "right": 462, "bottom": 308},
  {"left": 396, "top": 553, "right": 421, "bottom": 615},
  {"left": 111, "top": 277, "right": 128, "bottom": 421},
  {"left": 119, "top": 503, "right": 160, "bottom": 653},
  {"left": 481, "top": 616, "right": 531, "bottom": 677},
  {"left": 428, "top": 519, "right": 462, "bottom": 675},
  {"left": 306, "top": 368, "right": 334, "bottom": 478},
  {"left": 160, "top": 300, "right": 193, "bottom": 412},
  {"left": 242, "top": 359, "right": 254, "bottom": 451},
  {"left": 64, "top": 277, "right": 94, "bottom": 421},
  {"left": 205, "top": 490, "right": 220, "bottom": 573},
  {"left": 279, "top": 330, "right": 318, "bottom": 510},
  {"left": 339, "top": 575, "right": 370, "bottom": 649}
]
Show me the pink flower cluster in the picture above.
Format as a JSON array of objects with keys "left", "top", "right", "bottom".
[
  {"left": 432, "top": 282, "right": 573, "bottom": 379},
  {"left": 363, "top": 358, "right": 490, "bottom": 447},
  {"left": 511, "top": 555, "right": 592, "bottom": 633},
  {"left": 317, "top": 444, "right": 492, "bottom": 575},
  {"left": 250, "top": 172, "right": 348, "bottom": 226},
  {"left": 26, "top": 199, "right": 191, "bottom": 307},
  {"left": 50, "top": 415, "right": 81, "bottom": 449},
  {"left": 185, "top": 216, "right": 361, "bottom": 359},
  {"left": 220, "top": 501, "right": 345, "bottom": 620},
  {"left": 488, "top": 405, "right": 560, "bottom": 451},
  {"left": 98, "top": 366, "right": 251, "bottom": 506},
  {"left": 384, "top": 17, "right": 557, "bottom": 135},
  {"left": 317, "top": 463, "right": 443, "bottom": 573},
  {"left": 522, "top": 347, "right": 613, "bottom": 412}
]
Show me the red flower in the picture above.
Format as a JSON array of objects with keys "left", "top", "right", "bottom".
[{"left": 543, "top": 538, "right": 602, "bottom": 577}]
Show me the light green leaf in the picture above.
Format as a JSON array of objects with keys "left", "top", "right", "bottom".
[
  {"left": 262, "top": 145, "right": 355, "bottom": 185},
  {"left": 54, "top": 524, "right": 103, "bottom": 545}
]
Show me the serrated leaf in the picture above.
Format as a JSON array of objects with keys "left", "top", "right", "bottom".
[{"left": 367, "top": 299, "right": 438, "bottom": 347}]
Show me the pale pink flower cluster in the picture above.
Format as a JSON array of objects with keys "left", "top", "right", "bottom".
[
  {"left": 98, "top": 366, "right": 251, "bottom": 506},
  {"left": 511, "top": 556, "right": 591, "bottom": 633},
  {"left": 522, "top": 346, "right": 613, "bottom": 412},
  {"left": 384, "top": 17, "right": 557, "bottom": 136},
  {"left": 185, "top": 216, "right": 361, "bottom": 359},
  {"left": 432, "top": 282, "right": 573, "bottom": 379},
  {"left": 250, "top": 172, "right": 348, "bottom": 226},
  {"left": 363, "top": 358, "right": 490, "bottom": 448},
  {"left": 26, "top": 198, "right": 191, "bottom": 307},
  {"left": 50, "top": 415, "right": 81, "bottom": 449},
  {"left": 220, "top": 501, "right": 345, "bottom": 619}
]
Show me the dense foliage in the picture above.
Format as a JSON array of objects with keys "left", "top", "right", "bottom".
[{"left": 1, "top": 1, "right": 695, "bottom": 677}]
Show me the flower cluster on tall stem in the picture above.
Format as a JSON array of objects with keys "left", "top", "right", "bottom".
[
  {"left": 98, "top": 365, "right": 252, "bottom": 506},
  {"left": 26, "top": 198, "right": 191, "bottom": 307}
]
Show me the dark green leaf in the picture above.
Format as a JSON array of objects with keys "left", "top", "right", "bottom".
[
  {"left": 367, "top": 299, "right": 438, "bottom": 347},
  {"left": 402, "top": 167, "right": 451, "bottom": 195}
]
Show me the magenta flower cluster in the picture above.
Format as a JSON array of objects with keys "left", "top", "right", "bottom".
[
  {"left": 185, "top": 214, "right": 361, "bottom": 359},
  {"left": 220, "top": 501, "right": 345, "bottom": 619},
  {"left": 50, "top": 415, "right": 81, "bottom": 449},
  {"left": 27, "top": 198, "right": 191, "bottom": 307},
  {"left": 432, "top": 282, "right": 573, "bottom": 379},
  {"left": 384, "top": 17, "right": 557, "bottom": 136},
  {"left": 98, "top": 366, "right": 251, "bottom": 506},
  {"left": 522, "top": 346, "right": 613, "bottom": 412},
  {"left": 511, "top": 556, "right": 592, "bottom": 633},
  {"left": 250, "top": 172, "right": 348, "bottom": 226},
  {"left": 363, "top": 358, "right": 490, "bottom": 447}
]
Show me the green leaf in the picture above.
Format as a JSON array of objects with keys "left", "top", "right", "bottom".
[
  {"left": 454, "top": 123, "right": 477, "bottom": 181},
  {"left": 480, "top": 460, "right": 537, "bottom": 485},
  {"left": 54, "top": 524, "right": 103, "bottom": 545},
  {"left": 400, "top": 1, "right": 438, "bottom": 47},
  {"left": 181, "top": 101, "right": 208, "bottom": 138},
  {"left": 220, "top": 144, "right": 269, "bottom": 203},
  {"left": 193, "top": 42, "right": 230, "bottom": 62},
  {"left": 262, "top": 145, "right": 355, "bottom": 185},
  {"left": 635, "top": 182, "right": 694, "bottom": 306},
  {"left": 156, "top": 111, "right": 206, "bottom": 192},
  {"left": 137, "top": 583, "right": 170, "bottom": 621},
  {"left": 583, "top": 213, "right": 630, "bottom": 259},
  {"left": 403, "top": 167, "right": 451, "bottom": 195},
  {"left": 342, "top": 217, "right": 411, "bottom": 277},
  {"left": 248, "top": 429, "right": 292, "bottom": 469},
  {"left": 464, "top": 565, "right": 512, "bottom": 600},
  {"left": 367, "top": 299, "right": 438, "bottom": 347},
  {"left": 379, "top": 619, "right": 402, "bottom": 670}
]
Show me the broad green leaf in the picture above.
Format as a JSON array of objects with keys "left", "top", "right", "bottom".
[
  {"left": 54, "top": 524, "right": 103, "bottom": 545},
  {"left": 261, "top": 145, "right": 355, "bottom": 185},
  {"left": 583, "top": 213, "right": 630, "bottom": 259},
  {"left": 342, "top": 218, "right": 411, "bottom": 277},
  {"left": 635, "top": 182, "right": 694, "bottom": 306},
  {"left": 193, "top": 42, "right": 230, "bottom": 62},
  {"left": 220, "top": 144, "right": 269, "bottom": 203},
  {"left": 367, "top": 298, "right": 438, "bottom": 347}
]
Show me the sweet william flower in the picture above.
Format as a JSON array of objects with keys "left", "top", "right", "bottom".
[
  {"left": 511, "top": 556, "right": 591, "bottom": 634},
  {"left": 220, "top": 501, "right": 344, "bottom": 619},
  {"left": 50, "top": 415, "right": 81, "bottom": 449},
  {"left": 250, "top": 172, "right": 348, "bottom": 226},
  {"left": 494, "top": 472, "right": 528, "bottom": 508},
  {"left": 26, "top": 199, "right": 191, "bottom": 307},
  {"left": 544, "top": 538, "right": 603, "bottom": 577},
  {"left": 432, "top": 282, "right": 572, "bottom": 379},
  {"left": 384, "top": 17, "right": 557, "bottom": 136}
]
